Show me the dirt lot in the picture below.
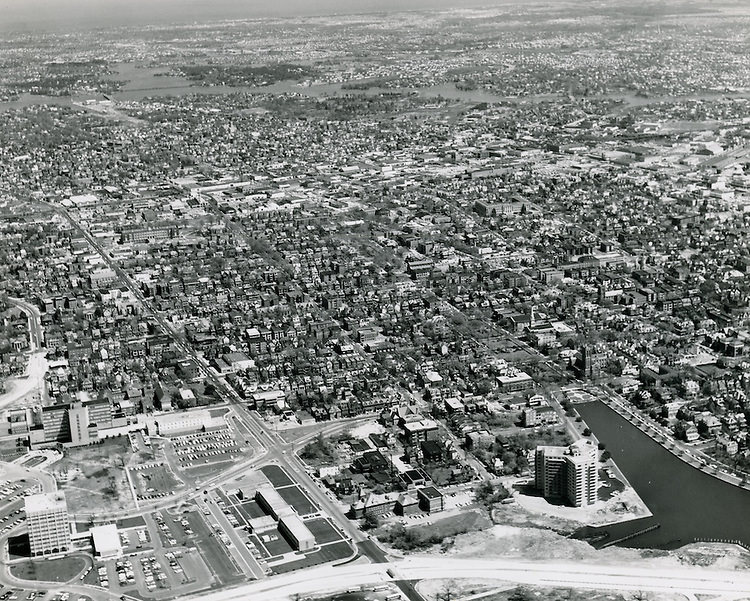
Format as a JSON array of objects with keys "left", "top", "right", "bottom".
[
  {"left": 130, "top": 463, "right": 183, "bottom": 500},
  {"left": 416, "top": 580, "right": 689, "bottom": 601},
  {"left": 422, "top": 522, "right": 750, "bottom": 572},
  {"left": 51, "top": 437, "right": 137, "bottom": 513}
]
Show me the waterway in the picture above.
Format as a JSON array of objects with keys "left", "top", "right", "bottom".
[
  {"left": 3, "top": 61, "right": 750, "bottom": 113},
  {"left": 575, "top": 400, "right": 750, "bottom": 550}
]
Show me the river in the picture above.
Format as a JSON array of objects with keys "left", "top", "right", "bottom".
[
  {"left": 3, "top": 61, "right": 749, "bottom": 113},
  {"left": 575, "top": 401, "right": 750, "bottom": 550}
]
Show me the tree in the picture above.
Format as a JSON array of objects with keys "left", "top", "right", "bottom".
[
  {"left": 474, "top": 480, "right": 510, "bottom": 511},
  {"left": 362, "top": 512, "right": 380, "bottom": 531},
  {"left": 508, "top": 587, "right": 534, "bottom": 601},
  {"left": 582, "top": 428, "right": 592, "bottom": 436},
  {"left": 436, "top": 581, "right": 458, "bottom": 601}
]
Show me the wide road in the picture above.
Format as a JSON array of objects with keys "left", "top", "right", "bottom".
[
  {"left": 7, "top": 297, "right": 44, "bottom": 351},
  {"left": 179, "top": 555, "right": 750, "bottom": 601},
  {"left": 0, "top": 297, "right": 47, "bottom": 412}
]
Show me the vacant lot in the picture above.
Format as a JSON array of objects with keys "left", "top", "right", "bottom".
[
  {"left": 378, "top": 511, "right": 492, "bottom": 551},
  {"left": 52, "top": 438, "right": 137, "bottom": 513},
  {"left": 130, "top": 463, "right": 182, "bottom": 500}
]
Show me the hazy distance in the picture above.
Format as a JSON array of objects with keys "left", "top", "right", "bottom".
[{"left": 0, "top": 0, "right": 506, "bottom": 32}]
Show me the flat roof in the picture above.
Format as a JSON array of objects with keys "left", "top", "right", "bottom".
[
  {"left": 91, "top": 524, "right": 121, "bottom": 554},
  {"left": 25, "top": 492, "right": 67, "bottom": 514},
  {"left": 279, "top": 514, "right": 315, "bottom": 543},
  {"left": 256, "top": 486, "right": 293, "bottom": 517},
  {"left": 418, "top": 486, "right": 443, "bottom": 499}
]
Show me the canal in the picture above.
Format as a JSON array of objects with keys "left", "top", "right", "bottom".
[{"left": 575, "top": 401, "right": 750, "bottom": 550}]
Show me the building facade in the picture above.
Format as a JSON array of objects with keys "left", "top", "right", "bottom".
[
  {"left": 535, "top": 439, "right": 598, "bottom": 507},
  {"left": 25, "top": 492, "right": 71, "bottom": 557}
]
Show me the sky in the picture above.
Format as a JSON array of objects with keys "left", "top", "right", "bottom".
[{"left": 0, "top": 0, "right": 504, "bottom": 32}]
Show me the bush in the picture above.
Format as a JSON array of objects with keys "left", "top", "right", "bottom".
[
  {"left": 299, "top": 433, "right": 336, "bottom": 463},
  {"left": 474, "top": 480, "right": 510, "bottom": 510}
]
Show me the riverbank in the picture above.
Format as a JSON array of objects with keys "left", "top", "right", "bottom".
[
  {"left": 576, "top": 401, "right": 750, "bottom": 549},
  {"left": 3, "top": 61, "right": 750, "bottom": 113},
  {"left": 591, "top": 387, "right": 750, "bottom": 490}
]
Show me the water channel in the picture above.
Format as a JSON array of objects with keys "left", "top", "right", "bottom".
[
  {"left": 576, "top": 401, "right": 750, "bottom": 550},
  {"left": 2, "top": 61, "right": 750, "bottom": 112}
]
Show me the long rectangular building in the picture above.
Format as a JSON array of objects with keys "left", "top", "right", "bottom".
[
  {"left": 255, "top": 486, "right": 293, "bottom": 520},
  {"left": 278, "top": 514, "right": 315, "bottom": 551}
]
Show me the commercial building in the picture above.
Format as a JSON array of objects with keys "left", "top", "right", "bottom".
[
  {"left": 91, "top": 524, "right": 123, "bottom": 559},
  {"left": 25, "top": 492, "right": 71, "bottom": 557},
  {"left": 417, "top": 486, "right": 445, "bottom": 513},
  {"left": 278, "top": 514, "right": 315, "bottom": 551},
  {"left": 496, "top": 370, "right": 534, "bottom": 393},
  {"left": 255, "top": 486, "right": 294, "bottom": 520},
  {"left": 535, "top": 439, "right": 598, "bottom": 507},
  {"left": 150, "top": 409, "right": 224, "bottom": 436},
  {"left": 40, "top": 405, "right": 70, "bottom": 444},
  {"left": 68, "top": 402, "right": 91, "bottom": 446}
]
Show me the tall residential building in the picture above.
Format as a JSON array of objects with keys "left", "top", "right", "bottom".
[
  {"left": 535, "top": 439, "right": 598, "bottom": 507},
  {"left": 25, "top": 491, "right": 71, "bottom": 556}
]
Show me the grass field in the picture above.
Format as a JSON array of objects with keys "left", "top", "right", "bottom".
[
  {"left": 261, "top": 465, "right": 293, "bottom": 487},
  {"left": 117, "top": 515, "right": 147, "bottom": 529},
  {"left": 238, "top": 501, "right": 266, "bottom": 520},
  {"left": 10, "top": 555, "right": 88, "bottom": 582},
  {"left": 277, "top": 485, "right": 317, "bottom": 515},
  {"left": 131, "top": 463, "right": 182, "bottom": 499},
  {"left": 305, "top": 518, "right": 344, "bottom": 544},
  {"left": 378, "top": 510, "right": 492, "bottom": 551},
  {"left": 271, "top": 541, "right": 353, "bottom": 574}
]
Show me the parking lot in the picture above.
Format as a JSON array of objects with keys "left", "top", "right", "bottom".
[
  {"left": 0, "top": 479, "right": 34, "bottom": 537},
  {"left": 0, "top": 589, "right": 70, "bottom": 601},
  {"left": 169, "top": 428, "right": 246, "bottom": 476},
  {"left": 94, "top": 532, "right": 215, "bottom": 598}
]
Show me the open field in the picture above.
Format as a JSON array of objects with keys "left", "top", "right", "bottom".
[
  {"left": 277, "top": 484, "right": 317, "bottom": 516},
  {"left": 51, "top": 438, "right": 137, "bottom": 513},
  {"left": 10, "top": 554, "right": 88, "bottom": 582},
  {"left": 415, "top": 581, "right": 687, "bottom": 601},
  {"left": 378, "top": 510, "right": 492, "bottom": 551},
  {"left": 129, "top": 462, "right": 183, "bottom": 501}
]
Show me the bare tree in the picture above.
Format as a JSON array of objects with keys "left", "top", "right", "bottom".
[{"left": 436, "top": 580, "right": 457, "bottom": 601}]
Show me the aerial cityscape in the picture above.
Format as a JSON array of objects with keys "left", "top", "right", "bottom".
[{"left": 0, "top": 1, "right": 749, "bottom": 600}]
